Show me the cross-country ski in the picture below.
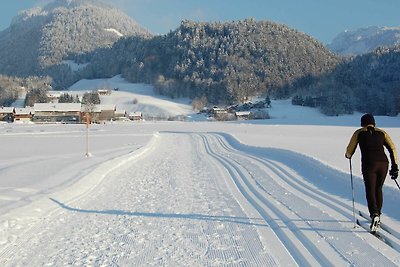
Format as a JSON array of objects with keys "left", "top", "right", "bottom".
[{"left": 356, "top": 218, "right": 391, "bottom": 247}]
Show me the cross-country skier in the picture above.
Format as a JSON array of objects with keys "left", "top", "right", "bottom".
[{"left": 345, "top": 113, "right": 398, "bottom": 231}]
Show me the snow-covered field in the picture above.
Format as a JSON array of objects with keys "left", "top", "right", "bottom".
[{"left": 1, "top": 76, "right": 400, "bottom": 266}]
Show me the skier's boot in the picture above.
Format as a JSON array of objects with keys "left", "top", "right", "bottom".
[{"left": 370, "top": 213, "right": 380, "bottom": 233}]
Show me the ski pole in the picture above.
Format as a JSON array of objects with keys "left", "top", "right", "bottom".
[
  {"left": 394, "top": 179, "right": 400, "bottom": 190},
  {"left": 349, "top": 159, "right": 356, "bottom": 228}
]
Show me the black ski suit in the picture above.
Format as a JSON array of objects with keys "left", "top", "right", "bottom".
[{"left": 345, "top": 124, "right": 398, "bottom": 218}]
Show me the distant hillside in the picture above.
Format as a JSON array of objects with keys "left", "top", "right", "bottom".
[
  {"left": 83, "top": 19, "right": 339, "bottom": 104},
  {"left": 0, "top": 0, "right": 150, "bottom": 80},
  {"left": 331, "top": 45, "right": 400, "bottom": 115},
  {"left": 328, "top": 26, "right": 400, "bottom": 55},
  {"left": 291, "top": 45, "right": 400, "bottom": 116}
]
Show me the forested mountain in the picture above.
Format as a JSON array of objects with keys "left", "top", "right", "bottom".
[
  {"left": 291, "top": 45, "right": 400, "bottom": 116},
  {"left": 0, "top": 0, "right": 150, "bottom": 81},
  {"left": 328, "top": 26, "right": 400, "bottom": 56},
  {"left": 330, "top": 45, "right": 400, "bottom": 115},
  {"left": 83, "top": 19, "right": 339, "bottom": 104}
]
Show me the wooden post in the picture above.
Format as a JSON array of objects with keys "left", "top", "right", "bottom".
[{"left": 85, "top": 112, "right": 90, "bottom": 157}]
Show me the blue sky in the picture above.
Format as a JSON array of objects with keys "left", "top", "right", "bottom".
[{"left": 0, "top": 0, "right": 399, "bottom": 44}]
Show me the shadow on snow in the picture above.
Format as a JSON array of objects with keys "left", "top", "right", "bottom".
[{"left": 50, "top": 198, "right": 353, "bottom": 233}]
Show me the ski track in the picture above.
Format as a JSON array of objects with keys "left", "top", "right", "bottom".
[
  {"left": 0, "top": 132, "right": 400, "bottom": 266},
  {"left": 199, "top": 133, "right": 400, "bottom": 264}
]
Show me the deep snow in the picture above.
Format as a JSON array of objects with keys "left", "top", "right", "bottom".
[{"left": 0, "top": 76, "right": 399, "bottom": 266}]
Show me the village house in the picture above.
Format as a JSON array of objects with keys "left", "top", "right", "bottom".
[
  {"left": 112, "top": 109, "right": 129, "bottom": 121},
  {"left": 33, "top": 103, "right": 82, "bottom": 123},
  {"left": 129, "top": 111, "right": 143, "bottom": 121},
  {"left": 210, "top": 106, "right": 237, "bottom": 121},
  {"left": 98, "top": 105, "right": 116, "bottom": 121},
  {"left": 235, "top": 111, "right": 251, "bottom": 120},
  {"left": 211, "top": 106, "right": 227, "bottom": 115},
  {"left": 115, "top": 109, "right": 126, "bottom": 118},
  {"left": 97, "top": 89, "right": 111, "bottom": 95},
  {"left": 83, "top": 104, "right": 116, "bottom": 123},
  {"left": 0, "top": 107, "right": 15, "bottom": 122},
  {"left": 14, "top": 107, "right": 34, "bottom": 122}
]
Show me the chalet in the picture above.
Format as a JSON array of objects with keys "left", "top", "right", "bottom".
[
  {"left": 211, "top": 106, "right": 227, "bottom": 115},
  {"left": 83, "top": 104, "right": 116, "bottom": 123},
  {"left": 129, "top": 112, "right": 143, "bottom": 121},
  {"left": 210, "top": 106, "right": 236, "bottom": 121},
  {"left": 235, "top": 111, "right": 251, "bottom": 120},
  {"left": 0, "top": 107, "right": 14, "bottom": 122},
  {"left": 115, "top": 109, "right": 126, "bottom": 118},
  {"left": 33, "top": 103, "right": 82, "bottom": 123},
  {"left": 98, "top": 104, "right": 116, "bottom": 121},
  {"left": 111, "top": 109, "right": 128, "bottom": 122},
  {"left": 97, "top": 89, "right": 111, "bottom": 95},
  {"left": 14, "top": 107, "right": 34, "bottom": 122}
]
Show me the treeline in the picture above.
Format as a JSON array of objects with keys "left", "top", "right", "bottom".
[
  {"left": 0, "top": 75, "right": 52, "bottom": 107},
  {"left": 0, "top": 76, "right": 21, "bottom": 106},
  {"left": 291, "top": 45, "right": 400, "bottom": 116},
  {"left": 82, "top": 19, "right": 339, "bottom": 104}
]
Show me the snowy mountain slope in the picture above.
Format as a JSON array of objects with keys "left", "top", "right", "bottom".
[
  {"left": 0, "top": 130, "right": 400, "bottom": 265},
  {"left": 328, "top": 26, "right": 400, "bottom": 55},
  {"left": 69, "top": 75, "right": 194, "bottom": 119},
  {"left": 0, "top": 0, "right": 150, "bottom": 76}
]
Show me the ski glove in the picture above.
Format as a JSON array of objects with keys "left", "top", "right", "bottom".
[{"left": 389, "top": 164, "right": 399, "bottom": 179}]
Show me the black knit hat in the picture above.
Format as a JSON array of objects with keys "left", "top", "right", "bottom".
[{"left": 361, "top": 113, "right": 375, "bottom": 127}]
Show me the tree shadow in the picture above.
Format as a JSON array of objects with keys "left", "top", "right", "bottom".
[
  {"left": 50, "top": 198, "right": 355, "bottom": 233},
  {"left": 50, "top": 198, "right": 268, "bottom": 227}
]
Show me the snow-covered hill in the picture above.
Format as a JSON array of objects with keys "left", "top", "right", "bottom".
[
  {"left": 0, "top": 78, "right": 399, "bottom": 265},
  {"left": 328, "top": 26, "right": 400, "bottom": 55},
  {"left": 69, "top": 75, "right": 196, "bottom": 120},
  {"left": 0, "top": 0, "right": 150, "bottom": 76}
]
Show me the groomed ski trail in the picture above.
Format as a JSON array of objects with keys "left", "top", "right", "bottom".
[
  {"left": 197, "top": 133, "right": 400, "bottom": 266},
  {"left": 0, "top": 132, "right": 399, "bottom": 266}
]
